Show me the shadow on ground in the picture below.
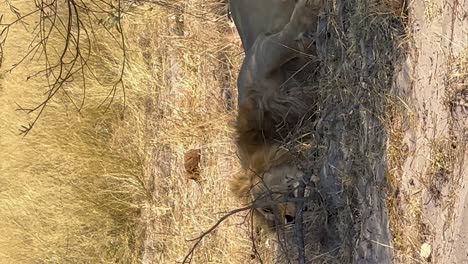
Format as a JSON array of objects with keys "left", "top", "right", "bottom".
[{"left": 268, "top": 0, "right": 405, "bottom": 263}]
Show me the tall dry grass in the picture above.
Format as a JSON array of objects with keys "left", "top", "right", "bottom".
[
  {"left": 0, "top": 1, "right": 263, "bottom": 263},
  {"left": 0, "top": 1, "right": 147, "bottom": 262}
]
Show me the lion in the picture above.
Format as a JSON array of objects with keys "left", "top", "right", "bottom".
[{"left": 229, "top": 0, "right": 323, "bottom": 226}]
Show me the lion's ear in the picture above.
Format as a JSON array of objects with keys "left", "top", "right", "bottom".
[{"left": 230, "top": 172, "right": 252, "bottom": 198}]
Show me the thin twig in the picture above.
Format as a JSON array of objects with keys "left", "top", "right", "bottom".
[
  {"left": 0, "top": 0, "right": 128, "bottom": 135},
  {"left": 182, "top": 206, "right": 252, "bottom": 264}
]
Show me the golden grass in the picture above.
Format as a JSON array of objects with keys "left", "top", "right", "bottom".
[
  {"left": 423, "top": 0, "right": 442, "bottom": 22},
  {"left": 0, "top": 1, "right": 269, "bottom": 263},
  {"left": 0, "top": 2, "right": 147, "bottom": 262},
  {"left": 384, "top": 97, "right": 425, "bottom": 263}
]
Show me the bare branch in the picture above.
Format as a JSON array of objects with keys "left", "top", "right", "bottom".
[
  {"left": 0, "top": 0, "right": 129, "bottom": 135},
  {"left": 182, "top": 206, "right": 252, "bottom": 264}
]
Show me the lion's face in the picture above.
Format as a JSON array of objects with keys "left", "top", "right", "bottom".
[
  {"left": 231, "top": 146, "right": 306, "bottom": 227},
  {"left": 250, "top": 163, "right": 304, "bottom": 225}
]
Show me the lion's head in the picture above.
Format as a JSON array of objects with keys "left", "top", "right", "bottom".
[
  {"left": 231, "top": 144, "right": 306, "bottom": 227},
  {"left": 232, "top": 89, "right": 315, "bottom": 227}
]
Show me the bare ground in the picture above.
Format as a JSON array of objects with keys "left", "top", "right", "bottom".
[{"left": 390, "top": 0, "right": 468, "bottom": 262}]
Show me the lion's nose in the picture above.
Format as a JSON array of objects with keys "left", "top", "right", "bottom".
[{"left": 284, "top": 214, "right": 295, "bottom": 224}]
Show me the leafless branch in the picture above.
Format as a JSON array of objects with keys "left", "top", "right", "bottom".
[
  {"left": 182, "top": 205, "right": 253, "bottom": 264},
  {"left": 0, "top": 0, "right": 129, "bottom": 135}
]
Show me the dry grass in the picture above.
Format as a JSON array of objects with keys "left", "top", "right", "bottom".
[
  {"left": 314, "top": 0, "right": 405, "bottom": 258},
  {"left": 0, "top": 1, "right": 148, "bottom": 262},
  {"left": 384, "top": 98, "right": 425, "bottom": 263},
  {"left": 128, "top": 3, "right": 273, "bottom": 263},
  {"left": 0, "top": 0, "right": 265, "bottom": 263},
  {"left": 424, "top": 138, "right": 457, "bottom": 206},
  {"left": 423, "top": 0, "right": 442, "bottom": 22}
]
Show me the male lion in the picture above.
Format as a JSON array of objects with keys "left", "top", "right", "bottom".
[{"left": 229, "top": 0, "right": 323, "bottom": 226}]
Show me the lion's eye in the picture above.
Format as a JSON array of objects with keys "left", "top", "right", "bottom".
[{"left": 262, "top": 207, "right": 273, "bottom": 214}]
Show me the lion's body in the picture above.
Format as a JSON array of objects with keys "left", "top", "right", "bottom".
[
  {"left": 230, "top": 0, "right": 319, "bottom": 108},
  {"left": 230, "top": 0, "right": 323, "bottom": 225},
  {"left": 229, "top": 0, "right": 296, "bottom": 52}
]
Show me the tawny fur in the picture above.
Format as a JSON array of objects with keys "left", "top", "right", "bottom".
[
  {"left": 230, "top": 144, "right": 296, "bottom": 228},
  {"left": 235, "top": 90, "right": 313, "bottom": 169},
  {"left": 230, "top": 144, "right": 292, "bottom": 198}
]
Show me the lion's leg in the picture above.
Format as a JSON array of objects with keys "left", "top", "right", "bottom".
[{"left": 251, "top": 0, "right": 323, "bottom": 79}]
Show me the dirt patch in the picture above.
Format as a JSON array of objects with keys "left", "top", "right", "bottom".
[
  {"left": 184, "top": 149, "right": 202, "bottom": 181},
  {"left": 389, "top": 0, "right": 468, "bottom": 262}
]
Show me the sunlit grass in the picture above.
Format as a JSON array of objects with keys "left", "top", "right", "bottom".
[{"left": 0, "top": 0, "right": 269, "bottom": 263}]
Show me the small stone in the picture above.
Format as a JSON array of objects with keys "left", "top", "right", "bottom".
[{"left": 420, "top": 242, "right": 432, "bottom": 260}]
